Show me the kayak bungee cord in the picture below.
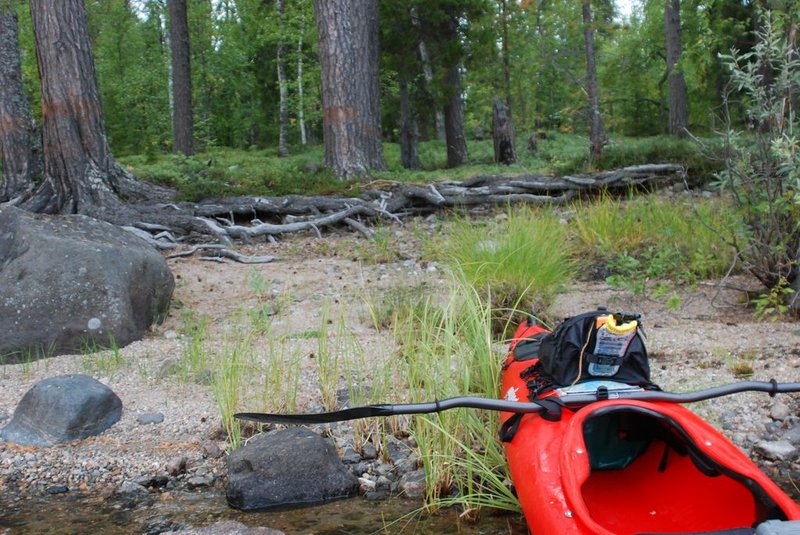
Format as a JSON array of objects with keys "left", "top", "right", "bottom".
[{"left": 234, "top": 379, "right": 800, "bottom": 425}]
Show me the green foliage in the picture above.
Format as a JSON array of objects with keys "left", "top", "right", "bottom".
[
  {"left": 213, "top": 331, "right": 253, "bottom": 449},
  {"left": 753, "top": 278, "right": 794, "bottom": 320},
  {"left": 80, "top": 336, "right": 124, "bottom": 378},
  {"left": 179, "top": 310, "right": 210, "bottom": 380},
  {"left": 394, "top": 275, "right": 519, "bottom": 515},
  {"left": 120, "top": 147, "right": 350, "bottom": 201},
  {"left": 713, "top": 12, "right": 800, "bottom": 306},
  {"left": 364, "top": 284, "right": 431, "bottom": 331},
  {"left": 573, "top": 194, "right": 740, "bottom": 294},
  {"left": 438, "top": 207, "right": 574, "bottom": 318}
]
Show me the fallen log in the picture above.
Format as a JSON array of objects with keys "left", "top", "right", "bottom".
[{"left": 125, "top": 164, "right": 686, "bottom": 249}]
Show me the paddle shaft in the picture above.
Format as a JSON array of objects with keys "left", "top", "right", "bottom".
[{"left": 234, "top": 380, "right": 800, "bottom": 425}]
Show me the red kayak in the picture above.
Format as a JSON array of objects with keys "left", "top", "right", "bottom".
[{"left": 501, "top": 318, "right": 800, "bottom": 534}]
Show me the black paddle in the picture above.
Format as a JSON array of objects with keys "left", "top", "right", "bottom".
[{"left": 235, "top": 380, "right": 800, "bottom": 425}]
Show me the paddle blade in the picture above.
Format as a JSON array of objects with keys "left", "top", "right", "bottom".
[{"left": 235, "top": 404, "right": 396, "bottom": 425}]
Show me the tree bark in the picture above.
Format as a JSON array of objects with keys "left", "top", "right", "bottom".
[
  {"left": 492, "top": 99, "right": 516, "bottom": 165},
  {"left": 0, "top": 5, "right": 40, "bottom": 203},
  {"left": 313, "top": 0, "right": 385, "bottom": 179},
  {"left": 499, "top": 0, "right": 512, "bottom": 108},
  {"left": 399, "top": 77, "right": 420, "bottom": 169},
  {"left": 582, "top": 0, "right": 605, "bottom": 162},
  {"left": 665, "top": 0, "right": 689, "bottom": 137},
  {"left": 276, "top": 0, "right": 289, "bottom": 157},
  {"left": 297, "top": 16, "right": 307, "bottom": 146},
  {"left": 169, "top": 0, "right": 194, "bottom": 155},
  {"left": 24, "top": 0, "right": 166, "bottom": 216},
  {"left": 410, "top": 6, "right": 445, "bottom": 141},
  {"left": 444, "top": 63, "right": 468, "bottom": 168}
]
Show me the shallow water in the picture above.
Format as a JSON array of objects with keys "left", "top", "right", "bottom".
[{"left": 0, "top": 490, "right": 528, "bottom": 535}]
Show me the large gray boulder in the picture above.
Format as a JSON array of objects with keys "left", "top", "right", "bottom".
[
  {"left": 0, "top": 206, "right": 174, "bottom": 361},
  {"left": 0, "top": 374, "right": 122, "bottom": 447},
  {"left": 226, "top": 428, "right": 359, "bottom": 511}
]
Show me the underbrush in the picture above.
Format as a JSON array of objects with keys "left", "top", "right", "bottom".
[
  {"left": 119, "top": 133, "right": 719, "bottom": 201},
  {"left": 167, "top": 191, "right": 748, "bottom": 522},
  {"left": 571, "top": 194, "right": 742, "bottom": 296}
]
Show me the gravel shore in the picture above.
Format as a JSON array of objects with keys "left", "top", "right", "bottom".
[{"left": 1, "top": 233, "right": 799, "bottom": 507}]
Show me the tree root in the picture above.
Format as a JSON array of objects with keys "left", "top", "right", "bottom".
[
  {"left": 27, "top": 164, "right": 686, "bottom": 256},
  {"left": 167, "top": 244, "right": 276, "bottom": 264}
]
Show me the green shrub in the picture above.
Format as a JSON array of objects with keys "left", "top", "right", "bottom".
[
  {"left": 713, "top": 13, "right": 800, "bottom": 312},
  {"left": 573, "top": 194, "right": 741, "bottom": 293}
]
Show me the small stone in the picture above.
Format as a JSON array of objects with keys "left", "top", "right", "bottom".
[
  {"left": 350, "top": 462, "right": 368, "bottom": 477},
  {"left": 365, "top": 490, "right": 388, "bottom": 502},
  {"left": 46, "top": 484, "right": 68, "bottom": 495},
  {"left": 770, "top": 402, "right": 791, "bottom": 422},
  {"left": 340, "top": 445, "right": 361, "bottom": 464},
  {"left": 143, "top": 518, "right": 183, "bottom": 535},
  {"left": 202, "top": 442, "right": 223, "bottom": 459},
  {"left": 785, "top": 425, "right": 800, "bottom": 446},
  {"left": 358, "top": 477, "right": 377, "bottom": 493},
  {"left": 186, "top": 476, "right": 211, "bottom": 489},
  {"left": 166, "top": 456, "right": 187, "bottom": 476},
  {"left": 376, "top": 475, "right": 392, "bottom": 490},
  {"left": 755, "top": 440, "right": 798, "bottom": 462},
  {"left": 375, "top": 463, "right": 393, "bottom": 477},
  {"left": 361, "top": 443, "right": 378, "bottom": 460},
  {"left": 134, "top": 475, "right": 156, "bottom": 488},
  {"left": 175, "top": 520, "right": 285, "bottom": 534},
  {"left": 137, "top": 412, "right": 165, "bottom": 425},
  {"left": 117, "top": 481, "right": 150, "bottom": 498},
  {"left": 398, "top": 469, "right": 426, "bottom": 499}
]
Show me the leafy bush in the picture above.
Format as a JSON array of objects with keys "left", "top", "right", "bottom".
[{"left": 714, "top": 14, "right": 800, "bottom": 313}]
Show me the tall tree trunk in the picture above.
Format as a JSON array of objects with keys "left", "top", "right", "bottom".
[
  {"left": 399, "top": 77, "right": 420, "bottom": 170},
  {"left": 276, "top": 0, "right": 289, "bottom": 157},
  {"left": 0, "top": 5, "right": 40, "bottom": 203},
  {"left": 444, "top": 64, "right": 468, "bottom": 168},
  {"left": 582, "top": 0, "right": 605, "bottom": 162},
  {"left": 500, "top": 0, "right": 512, "bottom": 108},
  {"left": 313, "top": 0, "right": 385, "bottom": 179},
  {"left": 169, "top": 0, "right": 193, "bottom": 155},
  {"left": 665, "top": 0, "right": 689, "bottom": 137},
  {"left": 410, "top": 6, "right": 445, "bottom": 141},
  {"left": 24, "top": 0, "right": 158, "bottom": 216},
  {"left": 297, "top": 16, "right": 307, "bottom": 146}
]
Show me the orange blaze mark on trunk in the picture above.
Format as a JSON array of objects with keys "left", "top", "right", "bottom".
[{"left": 324, "top": 106, "right": 356, "bottom": 124}]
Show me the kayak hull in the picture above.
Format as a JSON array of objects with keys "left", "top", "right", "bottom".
[{"left": 500, "top": 324, "right": 800, "bottom": 534}]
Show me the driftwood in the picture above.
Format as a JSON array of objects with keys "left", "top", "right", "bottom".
[
  {"left": 167, "top": 244, "right": 276, "bottom": 264},
  {"left": 120, "top": 164, "right": 684, "bottom": 250}
]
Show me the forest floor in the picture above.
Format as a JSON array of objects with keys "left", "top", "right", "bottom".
[{"left": 1, "top": 221, "right": 799, "bottom": 506}]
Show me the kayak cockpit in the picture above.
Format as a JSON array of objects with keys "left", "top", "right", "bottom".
[{"left": 576, "top": 406, "right": 790, "bottom": 535}]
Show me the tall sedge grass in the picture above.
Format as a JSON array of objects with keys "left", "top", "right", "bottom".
[
  {"left": 572, "top": 193, "right": 740, "bottom": 284},
  {"left": 213, "top": 329, "right": 254, "bottom": 449},
  {"left": 395, "top": 273, "right": 520, "bottom": 515},
  {"left": 180, "top": 310, "right": 210, "bottom": 380},
  {"left": 316, "top": 299, "right": 340, "bottom": 411},
  {"left": 439, "top": 206, "right": 575, "bottom": 320}
]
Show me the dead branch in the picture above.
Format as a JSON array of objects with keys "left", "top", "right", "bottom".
[
  {"left": 115, "top": 164, "right": 684, "bottom": 245},
  {"left": 168, "top": 244, "right": 276, "bottom": 264}
]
